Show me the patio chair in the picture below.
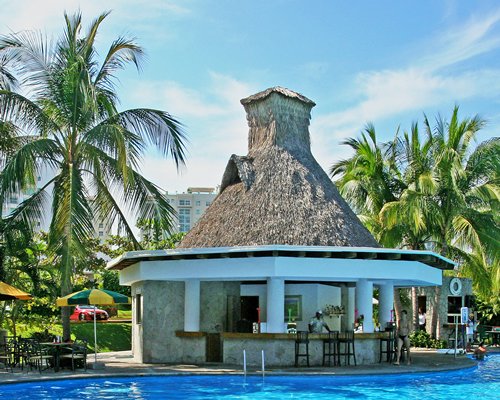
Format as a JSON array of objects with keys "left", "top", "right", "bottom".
[
  {"left": 0, "top": 338, "right": 15, "bottom": 372},
  {"left": 26, "top": 340, "right": 54, "bottom": 373},
  {"left": 59, "top": 338, "right": 88, "bottom": 371},
  {"left": 294, "top": 331, "right": 310, "bottom": 367}
]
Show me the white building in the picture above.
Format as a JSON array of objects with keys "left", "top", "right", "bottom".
[{"left": 156, "top": 187, "right": 217, "bottom": 234}]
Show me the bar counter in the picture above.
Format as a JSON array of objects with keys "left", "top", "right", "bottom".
[{"left": 176, "top": 331, "right": 388, "bottom": 366}]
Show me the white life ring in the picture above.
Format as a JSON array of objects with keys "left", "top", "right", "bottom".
[{"left": 449, "top": 278, "right": 462, "bottom": 295}]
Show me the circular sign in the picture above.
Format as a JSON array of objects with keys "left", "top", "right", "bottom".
[{"left": 449, "top": 277, "right": 462, "bottom": 295}]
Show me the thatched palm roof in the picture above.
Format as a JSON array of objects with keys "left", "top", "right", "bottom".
[{"left": 179, "top": 87, "right": 379, "bottom": 248}]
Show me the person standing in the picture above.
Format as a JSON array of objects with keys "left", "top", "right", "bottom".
[
  {"left": 308, "top": 310, "right": 331, "bottom": 333},
  {"left": 418, "top": 308, "right": 426, "bottom": 331},
  {"left": 394, "top": 310, "right": 412, "bottom": 365}
]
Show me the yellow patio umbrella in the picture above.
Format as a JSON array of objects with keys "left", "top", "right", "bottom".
[
  {"left": 56, "top": 289, "right": 130, "bottom": 365},
  {"left": 0, "top": 281, "right": 32, "bottom": 301}
]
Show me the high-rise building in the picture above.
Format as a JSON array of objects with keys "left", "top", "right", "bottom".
[
  {"left": 167, "top": 187, "right": 217, "bottom": 233},
  {"left": 140, "top": 187, "right": 217, "bottom": 240}
]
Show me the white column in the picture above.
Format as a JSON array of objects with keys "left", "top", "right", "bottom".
[
  {"left": 266, "top": 277, "right": 285, "bottom": 333},
  {"left": 356, "top": 279, "right": 374, "bottom": 333},
  {"left": 378, "top": 282, "right": 394, "bottom": 329},
  {"left": 184, "top": 279, "right": 200, "bottom": 332},
  {"left": 347, "top": 287, "right": 356, "bottom": 330}
]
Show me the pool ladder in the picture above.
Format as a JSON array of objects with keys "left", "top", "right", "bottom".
[{"left": 243, "top": 349, "right": 265, "bottom": 377}]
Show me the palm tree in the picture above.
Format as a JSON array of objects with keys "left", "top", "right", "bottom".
[
  {"left": 0, "top": 12, "right": 187, "bottom": 339},
  {"left": 424, "top": 109, "right": 499, "bottom": 337},
  {"left": 332, "top": 110, "right": 499, "bottom": 337},
  {"left": 380, "top": 122, "right": 438, "bottom": 329},
  {"left": 330, "top": 124, "right": 409, "bottom": 321}
]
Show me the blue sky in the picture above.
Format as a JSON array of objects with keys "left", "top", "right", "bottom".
[{"left": 1, "top": 1, "right": 499, "bottom": 193}]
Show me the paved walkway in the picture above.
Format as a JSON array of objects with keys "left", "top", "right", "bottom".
[{"left": 0, "top": 347, "right": 489, "bottom": 385}]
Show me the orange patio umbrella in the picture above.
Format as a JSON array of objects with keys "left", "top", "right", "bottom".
[{"left": 0, "top": 281, "right": 32, "bottom": 301}]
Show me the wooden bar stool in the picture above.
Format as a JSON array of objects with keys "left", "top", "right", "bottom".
[
  {"left": 379, "top": 328, "right": 395, "bottom": 363},
  {"left": 294, "top": 331, "right": 310, "bottom": 367},
  {"left": 322, "top": 331, "right": 339, "bottom": 366},
  {"left": 338, "top": 330, "right": 357, "bottom": 366}
]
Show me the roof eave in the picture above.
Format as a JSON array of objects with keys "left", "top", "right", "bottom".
[{"left": 106, "top": 245, "right": 456, "bottom": 271}]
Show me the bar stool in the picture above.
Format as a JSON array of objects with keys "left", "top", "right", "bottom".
[
  {"left": 379, "top": 328, "right": 395, "bottom": 363},
  {"left": 338, "top": 330, "right": 357, "bottom": 366},
  {"left": 294, "top": 331, "right": 310, "bottom": 367},
  {"left": 322, "top": 331, "right": 339, "bottom": 366}
]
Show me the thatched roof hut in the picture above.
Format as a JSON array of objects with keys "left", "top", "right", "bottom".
[{"left": 179, "top": 87, "right": 379, "bottom": 248}]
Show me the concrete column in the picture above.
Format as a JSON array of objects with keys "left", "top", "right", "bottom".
[
  {"left": 378, "top": 282, "right": 394, "bottom": 329},
  {"left": 266, "top": 277, "right": 285, "bottom": 333},
  {"left": 346, "top": 287, "right": 356, "bottom": 331},
  {"left": 184, "top": 279, "right": 200, "bottom": 332},
  {"left": 356, "top": 279, "right": 374, "bottom": 333},
  {"left": 341, "top": 285, "right": 355, "bottom": 331}
]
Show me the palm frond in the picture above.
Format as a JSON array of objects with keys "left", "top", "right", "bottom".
[{"left": 112, "top": 108, "right": 187, "bottom": 167}]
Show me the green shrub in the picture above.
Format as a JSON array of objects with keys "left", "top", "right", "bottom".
[{"left": 410, "top": 330, "right": 446, "bottom": 348}]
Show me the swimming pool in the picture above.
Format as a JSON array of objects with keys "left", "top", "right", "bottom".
[{"left": 0, "top": 355, "right": 498, "bottom": 399}]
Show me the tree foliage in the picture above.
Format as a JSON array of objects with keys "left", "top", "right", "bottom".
[
  {"left": 0, "top": 11, "right": 187, "bottom": 339},
  {"left": 331, "top": 107, "right": 500, "bottom": 325}
]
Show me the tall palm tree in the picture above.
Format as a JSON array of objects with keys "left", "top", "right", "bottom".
[
  {"left": 330, "top": 124, "right": 408, "bottom": 321},
  {"left": 332, "top": 110, "right": 499, "bottom": 337},
  {"left": 425, "top": 109, "right": 499, "bottom": 337},
  {"left": 380, "top": 122, "right": 438, "bottom": 329},
  {"left": 0, "top": 12, "right": 187, "bottom": 339}
]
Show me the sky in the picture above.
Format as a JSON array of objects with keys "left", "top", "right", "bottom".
[{"left": 1, "top": 0, "right": 499, "bottom": 194}]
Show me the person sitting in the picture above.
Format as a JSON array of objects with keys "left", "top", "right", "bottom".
[
  {"left": 308, "top": 310, "right": 331, "bottom": 333},
  {"left": 394, "top": 310, "right": 412, "bottom": 365},
  {"left": 474, "top": 341, "right": 487, "bottom": 360},
  {"left": 418, "top": 308, "right": 426, "bottom": 331}
]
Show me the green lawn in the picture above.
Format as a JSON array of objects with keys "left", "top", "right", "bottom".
[{"left": 70, "top": 322, "right": 131, "bottom": 352}]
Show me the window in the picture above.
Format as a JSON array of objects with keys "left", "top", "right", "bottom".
[
  {"left": 447, "top": 296, "right": 463, "bottom": 323},
  {"left": 99, "top": 231, "right": 104, "bottom": 237},
  {"left": 178, "top": 208, "right": 191, "bottom": 232},
  {"left": 135, "top": 294, "right": 142, "bottom": 324},
  {"left": 9, "top": 196, "right": 18, "bottom": 203},
  {"left": 179, "top": 199, "right": 191, "bottom": 206},
  {"left": 99, "top": 223, "right": 104, "bottom": 228},
  {"left": 206, "top": 201, "right": 212, "bottom": 206},
  {"left": 195, "top": 200, "right": 201, "bottom": 206},
  {"left": 195, "top": 209, "right": 201, "bottom": 215}
]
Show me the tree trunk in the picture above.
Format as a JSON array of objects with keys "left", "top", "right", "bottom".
[
  {"left": 393, "top": 288, "right": 402, "bottom": 325},
  {"left": 61, "top": 306, "right": 71, "bottom": 341},
  {"left": 412, "top": 287, "right": 419, "bottom": 330},
  {"left": 430, "top": 285, "right": 441, "bottom": 339}
]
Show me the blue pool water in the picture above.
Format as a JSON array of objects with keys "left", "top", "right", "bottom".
[{"left": 0, "top": 354, "right": 498, "bottom": 399}]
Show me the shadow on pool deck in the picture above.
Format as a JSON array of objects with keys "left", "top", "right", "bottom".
[{"left": 1, "top": 348, "right": 495, "bottom": 385}]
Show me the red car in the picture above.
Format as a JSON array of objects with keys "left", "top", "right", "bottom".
[{"left": 70, "top": 305, "right": 109, "bottom": 321}]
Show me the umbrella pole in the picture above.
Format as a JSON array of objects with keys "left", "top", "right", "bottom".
[{"left": 94, "top": 305, "right": 98, "bottom": 363}]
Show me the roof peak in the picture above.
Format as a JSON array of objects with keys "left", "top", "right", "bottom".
[{"left": 240, "top": 86, "right": 316, "bottom": 106}]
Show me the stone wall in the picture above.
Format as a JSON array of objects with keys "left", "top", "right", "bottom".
[
  {"left": 222, "top": 333, "right": 382, "bottom": 367},
  {"left": 132, "top": 280, "right": 240, "bottom": 363},
  {"left": 416, "top": 277, "right": 473, "bottom": 340}
]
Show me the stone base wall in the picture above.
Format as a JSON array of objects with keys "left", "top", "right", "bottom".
[
  {"left": 132, "top": 280, "right": 240, "bottom": 363},
  {"left": 222, "top": 333, "right": 382, "bottom": 367}
]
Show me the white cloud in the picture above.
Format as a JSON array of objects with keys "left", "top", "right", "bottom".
[
  {"left": 310, "top": 9, "right": 500, "bottom": 168},
  {"left": 421, "top": 9, "right": 500, "bottom": 71}
]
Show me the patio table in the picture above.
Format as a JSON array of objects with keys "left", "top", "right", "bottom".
[{"left": 40, "top": 342, "right": 74, "bottom": 372}]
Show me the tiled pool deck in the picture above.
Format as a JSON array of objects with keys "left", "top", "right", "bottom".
[{"left": 1, "top": 347, "right": 495, "bottom": 384}]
